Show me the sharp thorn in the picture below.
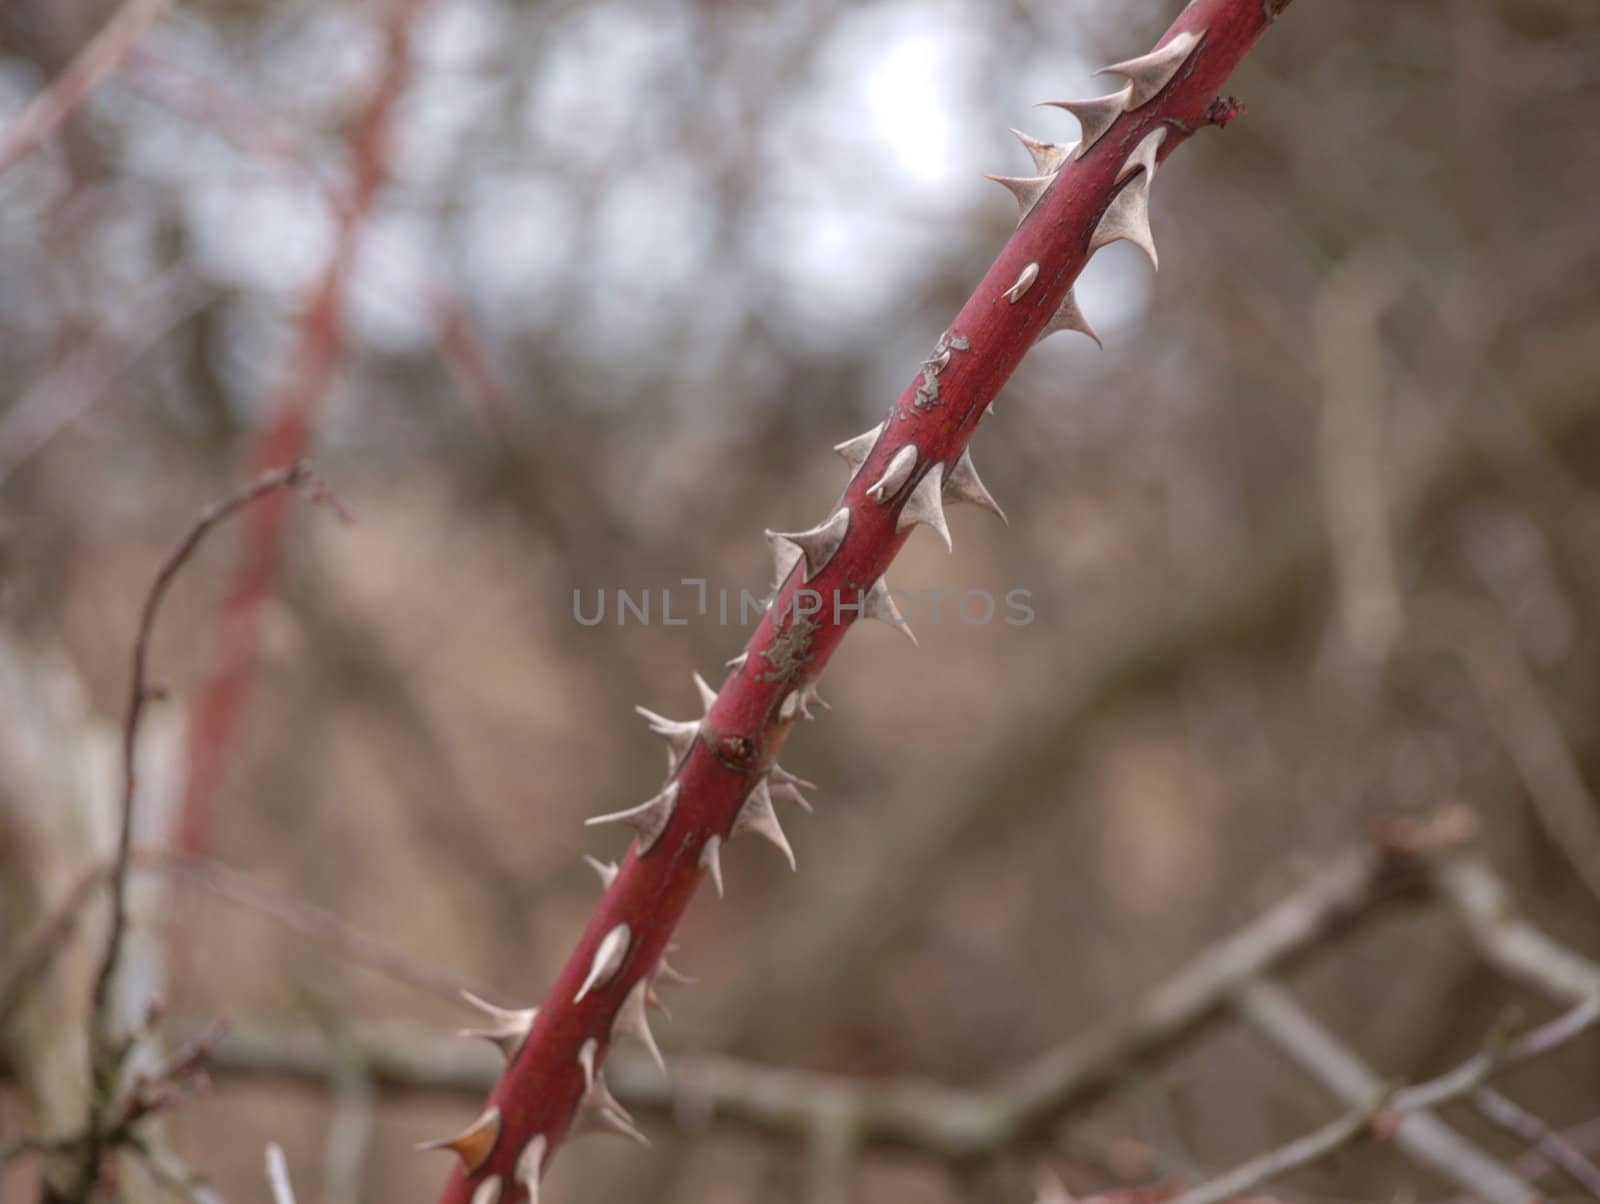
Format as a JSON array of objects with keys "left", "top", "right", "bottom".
[
  {"left": 613, "top": 978, "right": 666, "bottom": 1073},
  {"left": 1036, "top": 287, "right": 1102, "bottom": 348},
  {"left": 984, "top": 172, "right": 1053, "bottom": 224},
  {"left": 573, "top": 923, "right": 631, "bottom": 1004},
  {"left": 577, "top": 1037, "right": 598, "bottom": 1092},
  {"left": 1008, "top": 127, "right": 1076, "bottom": 174},
  {"left": 1116, "top": 126, "right": 1167, "bottom": 185},
  {"left": 765, "top": 509, "right": 850, "bottom": 581},
  {"left": 771, "top": 780, "right": 813, "bottom": 812},
  {"left": 471, "top": 1176, "right": 503, "bottom": 1204},
  {"left": 514, "top": 1136, "right": 546, "bottom": 1200},
  {"left": 692, "top": 671, "right": 718, "bottom": 714},
  {"left": 418, "top": 1106, "right": 501, "bottom": 1174},
  {"left": 768, "top": 533, "right": 804, "bottom": 594},
  {"left": 1038, "top": 89, "right": 1131, "bottom": 156},
  {"left": 896, "top": 463, "right": 953, "bottom": 552},
  {"left": 1004, "top": 261, "right": 1040, "bottom": 304},
  {"left": 944, "top": 448, "right": 1009, "bottom": 525},
  {"left": 457, "top": 991, "right": 538, "bottom": 1060},
  {"left": 833, "top": 423, "right": 885, "bottom": 474},
  {"left": 584, "top": 782, "right": 679, "bottom": 855},
  {"left": 634, "top": 706, "right": 699, "bottom": 769},
  {"left": 583, "top": 855, "right": 619, "bottom": 890},
  {"left": 796, "top": 681, "right": 829, "bottom": 721},
  {"left": 770, "top": 764, "right": 818, "bottom": 791},
  {"left": 725, "top": 651, "right": 749, "bottom": 671},
  {"left": 867, "top": 445, "right": 918, "bottom": 504},
  {"left": 577, "top": 1075, "right": 649, "bottom": 1146},
  {"left": 733, "top": 779, "right": 796, "bottom": 870},
  {"left": 1096, "top": 29, "right": 1203, "bottom": 109},
  {"left": 778, "top": 690, "right": 801, "bottom": 722},
  {"left": 655, "top": 956, "right": 696, "bottom": 987},
  {"left": 1090, "top": 171, "right": 1158, "bottom": 270},
  {"left": 646, "top": 985, "right": 671, "bottom": 1021},
  {"left": 700, "top": 835, "right": 724, "bottom": 898},
  {"left": 866, "top": 577, "right": 918, "bottom": 645}
]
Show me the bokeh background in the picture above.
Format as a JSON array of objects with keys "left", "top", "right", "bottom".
[{"left": 1, "top": 0, "right": 1598, "bottom": 1201}]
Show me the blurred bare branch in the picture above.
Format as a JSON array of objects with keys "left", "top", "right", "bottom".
[{"left": 0, "top": 0, "right": 174, "bottom": 175}]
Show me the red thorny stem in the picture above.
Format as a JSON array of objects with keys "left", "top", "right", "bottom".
[{"left": 437, "top": 1, "right": 1298, "bottom": 1198}]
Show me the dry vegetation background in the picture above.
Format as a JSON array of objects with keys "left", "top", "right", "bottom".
[{"left": 0, "top": 0, "right": 1598, "bottom": 1202}]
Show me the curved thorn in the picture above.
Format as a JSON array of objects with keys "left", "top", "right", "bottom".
[
  {"left": 583, "top": 855, "right": 619, "bottom": 890},
  {"left": 768, "top": 532, "right": 804, "bottom": 594},
  {"left": 471, "top": 1176, "right": 503, "bottom": 1204},
  {"left": 576, "top": 1075, "right": 648, "bottom": 1146},
  {"left": 692, "top": 671, "right": 718, "bottom": 714},
  {"left": 833, "top": 423, "right": 885, "bottom": 474},
  {"left": 584, "top": 782, "right": 678, "bottom": 855},
  {"left": 944, "top": 448, "right": 1009, "bottom": 525},
  {"left": 418, "top": 1106, "right": 501, "bottom": 1174},
  {"left": 577, "top": 1037, "right": 598, "bottom": 1092},
  {"left": 866, "top": 577, "right": 918, "bottom": 645},
  {"left": 1096, "top": 29, "right": 1203, "bottom": 109},
  {"left": 733, "top": 778, "right": 796, "bottom": 870},
  {"left": 457, "top": 990, "right": 538, "bottom": 1060},
  {"left": 1090, "top": 171, "right": 1158, "bottom": 270},
  {"left": 634, "top": 706, "right": 699, "bottom": 769},
  {"left": 655, "top": 956, "right": 696, "bottom": 987},
  {"left": 770, "top": 763, "right": 818, "bottom": 791},
  {"left": 771, "top": 780, "right": 813, "bottom": 812},
  {"left": 1008, "top": 127, "right": 1076, "bottom": 174},
  {"left": 796, "top": 681, "right": 829, "bottom": 721},
  {"left": 514, "top": 1136, "right": 546, "bottom": 1201},
  {"left": 778, "top": 689, "right": 801, "bottom": 722},
  {"left": 725, "top": 651, "right": 749, "bottom": 671},
  {"left": 700, "top": 835, "right": 724, "bottom": 898},
  {"left": 897, "top": 463, "right": 953, "bottom": 552},
  {"left": 573, "top": 923, "right": 631, "bottom": 1004},
  {"left": 765, "top": 509, "right": 850, "bottom": 582},
  {"left": 1004, "top": 261, "right": 1040, "bottom": 304},
  {"left": 645, "top": 984, "right": 671, "bottom": 1021},
  {"left": 984, "top": 172, "right": 1053, "bottom": 224},
  {"left": 1039, "top": 88, "right": 1131, "bottom": 156},
  {"left": 867, "top": 445, "right": 918, "bottom": 504},
  {"left": 1037, "top": 287, "right": 1102, "bottom": 348},
  {"left": 613, "top": 978, "right": 666, "bottom": 1073},
  {"left": 1116, "top": 126, "right": 1167, "bottom": 185}
]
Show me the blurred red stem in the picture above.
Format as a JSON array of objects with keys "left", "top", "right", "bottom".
[{"left": 172, "top": 0, "right": 426, "bottom": 958}]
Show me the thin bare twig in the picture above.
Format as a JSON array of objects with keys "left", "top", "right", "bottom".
[
  {"left": 93, "top": 463, "right": 330, "bottom": 1043},
  {"left": 1511, "top": 1115, "right": 1600, "bottom": 1195},
  {"left": 1167, "top": 992, "right": 1600, "bottom": 1204},
  {"left": 1162, "top": 1099, "right": 1387, "bottom": 1204},
  {"left": 198, "top": 844, "right": 1418, "bottom": 1160},
  {"left": 0, "top": 272, "right": 208, "bottom": 485},
  {"left": 1474, "top": 1089, "right": 1600, "bottom": 1199},
  {"left": 158, "top": 854, "right": 493, "bottom": 1005},
  {"left": 1464, "top": 628, "right": 1600, "bottom": 904},
  {"left": 0, "top": 860, "right": 108, "bottom": 1032},
  {"left": 2, "top": 845, "right": 489, "bottom": 1022},
  {"left": 1232, "top": 978, "right": 1536, "bottom": 1204},
  {"left": 0, "top": 0, "right": 177, "bottom": 175},
  {"left": 79, "top": 461, "right": 336, "bottom": 1199},
  {"left": 1391, "top": 994, "right": 1600, "bottom": 1114},
  {"left": 174, "top": 827, "right": 1594, "bottom": 1201},
  {"left": 1427, "top": 851, "right": 1600, "bottom": 1005}
]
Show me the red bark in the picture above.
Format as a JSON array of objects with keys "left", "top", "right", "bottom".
[{"left": 437, "top": 1, "right": 1297, "bottom": 1198}]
